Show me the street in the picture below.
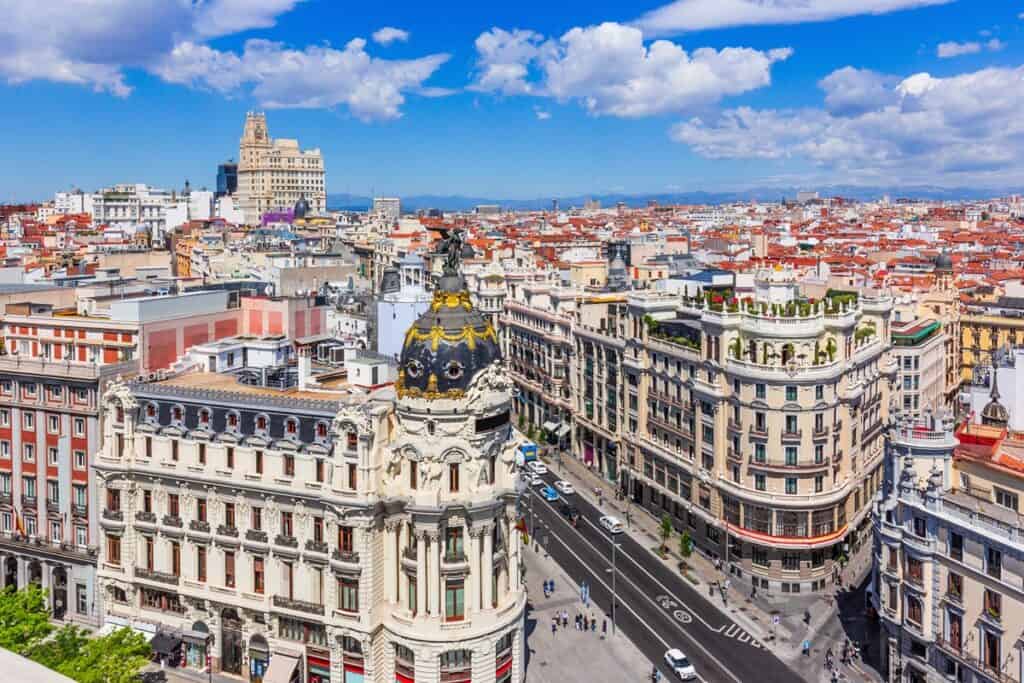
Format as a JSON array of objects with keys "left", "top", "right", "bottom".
[{"left": 524, "top": 471, "right": 801, "bottom": 683}]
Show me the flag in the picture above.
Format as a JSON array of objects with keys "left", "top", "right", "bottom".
[
  {"left": 15, "top": 511, "right": 25, "bottom": 536},
  {"left": 514, "top": 517, "right": 527, "bottom": 533}
]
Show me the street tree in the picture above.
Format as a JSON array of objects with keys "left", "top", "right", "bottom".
[
  {"left": 679, "top": 530, "right": 693, "bottom": 570},
  {"left": 54, "top": 626, "right": 151, "bottom": 683},
  {"left": 0, "top": 584, "right": 54, "bottom": 655},
  {"left": 659, "top": 514, "right": 673, "bottom": 554}
]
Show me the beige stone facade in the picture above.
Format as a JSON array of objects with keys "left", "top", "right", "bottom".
[{"left": 237, "top": 113, "right": 325, "bottom": 225}]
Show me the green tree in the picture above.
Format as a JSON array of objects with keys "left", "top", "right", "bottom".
[
  {"left": 0, "top": 584, "right": 54, "bottom": 655},
  {"left": 55, "top": 627, "right": 151, "bottom": 683},
  {"left": 678, "top": 530, "right": 693, "bottom": 570},
  {"left": 659, "top": 514, "right": 673, "bottom": 554},
  {"left": 26, "top": 624, "right": 89, "bottom": 671}
]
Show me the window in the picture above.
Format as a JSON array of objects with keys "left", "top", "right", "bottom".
[
  {"left": 76, "top": 585, "right": 87, "bottom": 615},
  {"left": 74, "top": 450, "right": 86, "bottom": 469},
  {"left": 224, "top": 551, "right": 235, "bottom": 587},
  {"left": 785, "top": 386, "right": 797, "bottom": 401},
  {"left": 785, "top": 446, "right": 797, "bottom": 466},
  {"left": 407, "top": 577, "right": 417, "bottom": 615},
  {"left": 410, "top": 461, "right": 418, "bottom": 490},
  {"left": 906, "top": 596, "right": 922, "bottom": 625},
  {"left": 755, "top": 384, "right": 765, "bottom": 399},
  {"left": 196, "top": 498, "right": 207, "bottom": 523},
  {"left": 339, "top": 578, "right": 359, "bottom": 612},
  {"left": 913, "top": 517, "right": 926, "bottom": 538},
  {"left": 224, "top": 503, "right": 235, "bottom": 529},
  {"left": 785, "top": 478, "right": 797, "bottom": 495},
  {"left": 23, "top": 412, "right": 34, "bottom": 430},
  {"left": 316, "top": 422, "right": 328, "bottom": 439},
  {"left": 986, "top": 547, "right": 1002, "bottom": 580},
  {"left": 75, "top": 526, "right": 87, "bottom": 548},
  {"left": 347, "top": 463, "right": 357, "bottom": 489},
  {"left": 171, "top": 441, "right": 178, "bottom": 461},
  {"left": 23, "top": 443, "right": 34, "bottom": 462},
  {"left": 755, "top": 474, "right": 766, "bottom": 491},
  {"left": 199, "top": 409, "right": 210, "bottom": 425},
  {"left": 449, "top": 463, "right": 460, "bottom": 492},
  {"left": 225, "top": 447, "right": 234, "bottom": 469},
  {"left": 315, "top": 459, "right": 324, "bottom": 483},
  {"left": 50, "top": 520, "right": 61, "bottom": 542},
  {"left": 255, "top": 450, "right": 263, "bottom": 475},
  {"left": 814, "top": 445, "right": 824, "bottom": 464},
  {"left": 106, "top": 489, "right": 120, "bottom": 511},
  {"left": 106, "top": 535, "right": 121, "bottom": 565},
  {"left": 281, "top": 511, "right": 293, "bottom": 537},
  {"left": 47, "top": 447, "right": 58, "bottom": 466},
  {"left": 995, "top": 487, "right": 1019, "bottom": 512},
  {"left": 782, "top": 552, "right": 800, "bottom": 571},
  {"left": 752, "top": 546, "right": 769, "bottom": 567},
  {"left": 754, "top": 443, "right": 766, "bottom": 463},
  {"left": 445, "top": 579, "right": 465, "bottom": 621},
  {"left": 814, "top": 475, "right": 823, "bottom": 493},
  {"left": 253, "top": 557, "right": 265, "bottom": 593},
  {"left": 949, "top": 532, "right": 963, "bottom": 561},
  {"left": 171, "top": 541, "right": 180, "bottom": 577},
  {"left": 73, "top": 485, "right": 86, "bottom": 507},
  {"left": 251, "top": 507, "right": 262, "bottom": 530},
  {"left": 47, "top": 414, "right": 59, "bottom": 433},
  {"left": 168, "top": 493, "right": 179, "bottom": 518},
  {"left": 144, "top": 537, "right": 154, "bottom": 570},
  {"left": 338, "top": 526, "right": 353, "bottom": 553},
  {"left": 0, "top": 441, "right": 8, "bottom": 459},
  {"left": 815, "top": 385, "right": 824, "bottom": 400},
  {"left": 785, "top": 415, "right": 798, "bottom": 434},
  {"left": 984, "top": 589, "right": 1002, "bottom": 620},
  {"left": 947, "top": 572, "right": 962, "bottom": 599},
  {"left": 283, "top": 454, "right": 294, "bottom": 477},
  {"left": 285, "top": 418, "right": 297, "bottom": 435},
  {"left": 143, "top": 490, "right": 152, "bottom": 514},
  {"left": 73, "top": 417, "right": 84, "bottom": 436},
  {"left": 0, "top": 473, "right": 8, "bottom": 494},
  {"left": 197, "top": 547, "right": 206, "bottom": 582},
  {"left": 446, "top": 527, "right": 464, "bottom": 560},
  {"left": 197, "top": 443, "right": 206, "bottom": 465},
  {"left": 256, "top": 415, "right": 268, "bottom": 431}
]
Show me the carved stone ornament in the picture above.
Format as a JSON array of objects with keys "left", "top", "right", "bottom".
[
  {"left": 464, "top": 361, "right": 513, "bottom": 406},
  {"left": 332, "top": 405, "right": 371, "bottom": 438},
  {"left": 103, "top": 378, "right": 138, "bottom": 412}
]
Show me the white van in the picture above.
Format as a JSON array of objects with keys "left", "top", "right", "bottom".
[{"left": 599, "top": 515, "right": 624, "bottom": 534}]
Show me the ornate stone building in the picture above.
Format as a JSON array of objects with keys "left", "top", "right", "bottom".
[{"left": 94, "top": 254, "right": 525, "bottom": 682}]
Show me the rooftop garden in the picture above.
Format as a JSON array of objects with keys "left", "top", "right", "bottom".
[
  {"left": 644, "top": 314, "right": 702, "bottom": 351},
  {"left": 681, "top": 290, "right": 858, "bottom": 318}
]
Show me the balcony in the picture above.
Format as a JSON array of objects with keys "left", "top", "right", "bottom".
[
  {"left": 272, "top": 595, "right": 324, "bottom": 616},
  {"left": 727, "top": 419, "right": 742, "bottom": 433},
  {"left": 812, "top": 425, "right": 830, "bottom": 439},
  {"left": 727, "top": 448, "right": 742, "bottom": 462},
  {"left": 71, "top": 504, "right": 88, "bottom": 518},
  {"left": 905, "top": 569, "right": 924, "bottom": 588},
  {"left": 401, "top": 546, "right": 417, "bottom": 562},
  {"left": 136, "top": 511, "right": 157, "bottom": 524},
  {"left": 216, "top": 524, "right": 239, "bottom": 537},
  {"left": 46, "top": 499, "right": 60, "bottom": 513},
  {"left": 936, "top": 636, "right": 1013, "bottom": 683},
  {"left": 245, "top": 529, "right": 268, "bottom": 544},
  {"left": 332, "top": 549, "right": 361, "bottom": 566},
  {"left": 781, "top": 429, "right": 803, "bottom": 442},
  {"left": 188, "top": 520, "right": 210, "bottom": 533},
  {"left": 102, "top": 508, "right": 124, "bottom": 522},
  {"left": 0, "top": 492, "right": 11, "bottom": 506},
  {"left": 162, "top": 515, "right": 183, "bottom": 528},
  {"left": 134, "top": 566, "right": 179, "bottom": 586},
  {"left": 305, "top": 540, "right": 328, "bottom": 555},
  {"left": 749, "top": 425, "right": 768, "bottom": 439},
  {"left": 275, "top": 534, "right": 299, "bottom": 548},
  {"left": 748, "top": 455, "right": 828, "bottom": 472},
  {"left": 21, "top": 494, "right": 37, "bottom": 508}
]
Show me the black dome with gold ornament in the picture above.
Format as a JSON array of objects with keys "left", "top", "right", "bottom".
[{"left": 396, "top": 231, "right": 499, "bottom": 400}]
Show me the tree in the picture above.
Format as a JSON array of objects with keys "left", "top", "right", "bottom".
[
  {"left": 659, "top": 514, "right": 673, "bottom": 554},
  {"left": 0, "top": 584, "right": 54, "bottom": 655},
  {"left": 54, "top": 627, "right": 151, "bottom": 683},
  {"left": 678, "top": 531, "right": 693, "bottom": 571},
  {"left": 26, "top": 624, "right": 89, "bottom": 671}
]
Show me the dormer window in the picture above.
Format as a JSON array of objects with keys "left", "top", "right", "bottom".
[
  {"left": 199, "top": 408, "right": 211, "bottom": 425},
  {"left": 316, "top": 422, "right": 328, "bottom": 440},
  {"left": 226, "top": 412, "right": 239, "bottom": 430},
  {"left": 172, "top": 406, "right": 183, "bottom": 422},
  {"left": 256, "top": 415, "right": 268, "bottom": 432},
  {"left": 285, "top": 418, "right": 298, "bottom": 436},
  {"left": 146, "top": 403, "right": 157, "bottom": 421},
  {"left": 115, "top": 406, "right": 124, "bottom": 424},
  {"left": 346, "top": 431, "right": 357, "bottom": 451}
]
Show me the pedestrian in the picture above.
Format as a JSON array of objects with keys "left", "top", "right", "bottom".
[
  {"left": 602, "top": 618, "right": 607, "bottom": 639},
  {"left": 552, "top": 618, "right": 557, "bottom": 636},
  {"left": 751, "top": 584, "right": 757, "bottom": 599},
  {"left": 562, "top": 610, "right": 568, "bottom": 629},
  {"left": 575, "top": 614, "right": 581, "bottom": 631},
  {"left": 583, "top": 615, "right": 589, "bottom": 631},
  {"left": 591, "top": 616, "right": 596, "bottom": 634}
]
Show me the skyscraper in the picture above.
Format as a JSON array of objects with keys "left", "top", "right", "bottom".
[{"left": 215, "top": 162, "right": 237, "bottom": 198}]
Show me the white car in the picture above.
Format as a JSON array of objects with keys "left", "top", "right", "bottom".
[
  {"left": 527, "top": 461, "right": 548, "bottom": 475},
  {"left": 554, "top": 480, "right": 575, "bottom": 495},
  {"left": 530, "top": 475, "right": 545, "bottom": 487},
  {"left": 664, "top": 648, "right": 697, "bottom": 681},
  {"left": 598, "top": 515, "right": 624, "bottom": 534}
]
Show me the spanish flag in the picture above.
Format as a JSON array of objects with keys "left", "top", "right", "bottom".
[
  {"left": 15, "top": 511, "right": 25, "bottom": 536},
  {"left": 514, "top": 517, "right": 527, "bottom": 533}
]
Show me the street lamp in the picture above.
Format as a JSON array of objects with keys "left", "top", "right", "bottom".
[{"left": 605, "top": 541, "right": 621, "bottom": 635}]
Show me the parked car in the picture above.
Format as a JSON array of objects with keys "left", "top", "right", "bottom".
[
  {"left": 527, "top": 461, "right": 548, "bottom": 475},
  {"left": 554, "top": 480, "right": 575, "bottom": 495},
  {"left": 530, "top": 475, "right": 545, "bottom": 487},
  {"left": 541, "top": 485, "right": 559, "bottom": 502},
  {"left": 598, "top": 515, "right": 624, "bottom": 534},
  {"left": 664, "top": 648, "right": 697, "bottom": 680}
]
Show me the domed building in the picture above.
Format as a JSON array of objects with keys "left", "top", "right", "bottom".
[{"left": 94, "top": 236, "right": 526, "bottom": 683}]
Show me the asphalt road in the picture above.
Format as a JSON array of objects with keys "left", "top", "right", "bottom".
[{"left": 525, "top": 473, "right": 802, "bottom": 683}]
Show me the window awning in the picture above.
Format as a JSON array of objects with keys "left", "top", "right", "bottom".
[
  {"left": 556, "top": 424, "right": 571, "bottom": 439},
  {"left": 542, "top": 420, "right": 559, "bottom": 432},
  {"left": 150, "top": 633, "right": 181, "bottom": 656},
  {"left": 264, "top": 653, "right": 300, "bottom": 683}
]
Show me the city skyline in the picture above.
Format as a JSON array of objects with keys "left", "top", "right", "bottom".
[{"left": 1, "top": 0, "right": 1023, "bottom": 201}]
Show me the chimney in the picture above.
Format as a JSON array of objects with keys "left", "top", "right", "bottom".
[{"left": 298, "top": 345, "right": 312, "bottom": 391}]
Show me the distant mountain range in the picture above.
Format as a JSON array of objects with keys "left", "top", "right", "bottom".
[{"left": 328, "top": 185, "right": 1018, "bottom": 213}]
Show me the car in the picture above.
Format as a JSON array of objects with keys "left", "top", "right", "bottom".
[
  {"left": 527, "top": 461, "right": 548, "bottom": 475},
  {"left": 541, "top": 485, "right": 559, "bottom": 502},
  {"left": 560, "top": 501, "right": 580, "bottom": 523},
  {"left": 553, "top": 480, "right": 575, "bottom": 495},
  {"left": 664, "top": 648, "right": 697, "bottom": 680},
  {"left": 530, "top": 475, "right": 545, "bottom": 487},
  {"left": 598, "top": 515, "right": 624, "bottom": 534}
]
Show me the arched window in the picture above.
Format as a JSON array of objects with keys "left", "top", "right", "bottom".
[
  {"left": 226, "top": 411, "right": 239, "bottom": 431},
  {"left": 171, "top": 405, "right": 183, "bottom": 423},
  {"left": 440, "top": 650, "right": 471, "bottom": 681},
  {"left": 346, "top": 431, "right": 357, "bottom": 451},
  {"left": 146, "top": 403, "right": 157, "bottom": 421},
  {"left": 285, "top": 418, "right": 298, "bottom": 435},
  {"left": 316, "top": 421, "right": 329, "bottom": 440},
  {"left": 255, "top": 414, "right": 269, "bottom": 433},
  {"left": 198, "top": 408, "right": 211, "bottom": 425}
]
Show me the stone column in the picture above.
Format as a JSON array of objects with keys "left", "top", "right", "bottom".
[
  {"left": 416, "top": 531, "right": 427, "bottom": 616},
  {"left": 467, "top": 528, "right": 481, "bottom": 612},
  {"left": 429, "top": 531, "right": 441, "bottom": 616},
  {"left": 507, "top": 518, "right": 520, "bottom": 589},
  {"left": 482, "top": 524, "right": 494, "bottom": 609},
  {"left": 384, "top": 522, "right": 397, "bottom": 604}
]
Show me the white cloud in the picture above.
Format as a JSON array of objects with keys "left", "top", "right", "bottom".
[
  {"left": 533, "top": 106, "right": 551, "bottom": 120},
  {"left": 634, "top": 0, "right": 951, "bottom": 36},
  {"left": 819, "top": 67, "right": 898, "bottom": 116},
  {"left": 937, "top": 41, "right": 981, "bottom": 57},
  {"left": 671, "top": 65, "right": 1024, "bottom": 184},
  {"left": 937, "top": 37, "right": 1006, "bottom": 57},
  {"left": 155, "top": 38, "right": 448, "bottom": 121},
  {"left": 372, "top": 27, "right": 410, "bottom": 46},
  {"left": 471, "top": 22, "right": 791, "bottom": 117},
  {"left": 0, "top": 1, "right": 445, "bottom": 119}
]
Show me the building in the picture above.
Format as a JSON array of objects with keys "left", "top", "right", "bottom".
[
  {"left": 372, "top": 198, "right": 401, "bottom": 222},
  {"left": 217, "top": 162, "right": 238, "bottom": 198},
  {"left": 375, "top": 263, "right": 430, "bottom": 360},
  {"left": 90, "top": 184, "right": 174, "bottom": 243},
  {"left": 93, "top": 258, "right": 525, "bottom": 681},
  {"left": 891, "top": 318, "right": 946, "bottom": 418},
  {"left": 618, "top": 272, "right": 897, "bottom": 591},
  {"left": 871, "top": 388, "right": 1024, "bottom": 683},
  {"left": 54, "top": 191, "right": 92, "bottom": 216},
  {"left": 236, "top": 113, "right": 326, "bottom": 225}
]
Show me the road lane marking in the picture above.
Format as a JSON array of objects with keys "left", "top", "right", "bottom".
[{"left": 535, "top": 493, "right": 744, "bottom": 683}]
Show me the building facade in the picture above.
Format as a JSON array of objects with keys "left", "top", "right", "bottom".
[
  {"left": 94, "top": 266, "right": 525, "bottom": 681},
  {"left": 237, "top": 113, "right": 326, "bottom": 225}
]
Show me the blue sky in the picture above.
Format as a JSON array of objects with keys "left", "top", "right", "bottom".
[{"left": 1, "top": 0, "right": 1022, "bottom": 201}]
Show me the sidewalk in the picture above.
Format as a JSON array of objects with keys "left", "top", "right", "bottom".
[
  {"left": 521, "top": 528, "right": 654, "bottom": 682},
  {"left": 545, "top": 451, "right": 881, "bottom": 680}
]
